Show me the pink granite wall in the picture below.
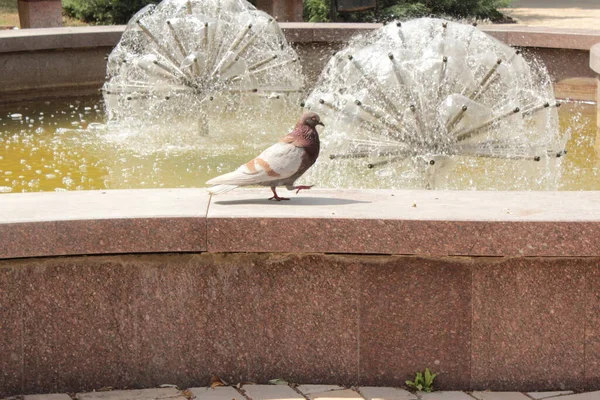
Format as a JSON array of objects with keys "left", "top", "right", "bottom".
[{"left": 1, "top": 253, "right": 599, "bottom": 397}]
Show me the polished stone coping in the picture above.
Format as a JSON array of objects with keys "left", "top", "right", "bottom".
[
  {"left": 0, "top": 23, "right": 599, "bottom": 52},
  {"left": 591, "top": 42, "right": 600, "bottom": 74},
  {"left": 2, "top": 188, "right": 600, "bottom": 259},
  {"left": 0, "top": 25, "right": 124, "bottom": 52},
  {"left": 0, "top": 189, "right": 209, "bottom": 258},
  {"left": 480, "top": 25, "right": 600, "bottom": 51},
  {"left": 0, "top": 188, "right": 209, "bottom": 222}
]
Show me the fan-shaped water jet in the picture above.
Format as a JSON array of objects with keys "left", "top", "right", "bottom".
[{"left": 304, "top": 18, "right": 569, "bottom": 190}]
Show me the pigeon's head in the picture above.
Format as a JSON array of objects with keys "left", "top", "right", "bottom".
[{"left": 300, "top": 112, "right": 324, "bottom": 129}]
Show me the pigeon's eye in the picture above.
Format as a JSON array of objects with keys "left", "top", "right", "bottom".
[{"left": 311, "top": 116, "right": 316, "bottom": 121}]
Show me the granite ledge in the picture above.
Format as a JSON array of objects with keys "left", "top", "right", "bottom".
[
  {"left": 0, "top": 189, "right": 210, "bottom": 259},
  {"left": 0, "top": 25, "right": 124, "bottom": 52},
  {"left": 206, "top": 189, "right": 600, "bottom": 257},
  {"left": 591, "top": 43, "right": 600, "bottom": 74},
  {"left": 2, "top": 188, "right": 600, "bottom": 259}
]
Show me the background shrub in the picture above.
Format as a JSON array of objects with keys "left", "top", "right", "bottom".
[
  {"left": 62, "top": 0, "right": 158, "bottom": 25},
  {"left": 304, "top": 0, "right": 331, "bottom": 22},
  {"left": 304, "top": 0, "right": 512, "bottom": 23},
  {"left": 62, "top": 0, "right": 512, "bottom": 25}
]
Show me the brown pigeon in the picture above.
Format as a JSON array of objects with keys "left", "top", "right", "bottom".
[{"left": 206, "top": 111, "right": 323, "bottom": 201}]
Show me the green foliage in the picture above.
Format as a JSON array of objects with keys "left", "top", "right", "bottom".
[
  {"left": 304, "top": 0, "right": 512, "bottom": 23},
  {"left": 0, "top": 0, "right": 17, "bottom": 11},
  {"left": 64, "top": 0, "right": 512, "bottom": 25},
  {"left": 405, "top": 368, "right": 437, "bottom": 392},
  {"left": 62, "top": 0, "right": 159, "bottom": 25},
  {"left": 303, "top": 0, "right": 330, "bottom": 22},
  {"left": 425, "top": 0, "right": 512, "bottom": 20}
]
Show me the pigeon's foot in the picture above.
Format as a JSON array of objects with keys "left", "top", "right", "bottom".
[
  {"left": 269, "top": 187, "right": 290, "bottom": 201},
  {"left": 294, "top": 185, "right": 313, "bottom": 194},
  {"left": 268, "top": 195, "right": 290, "bottom": 201}
]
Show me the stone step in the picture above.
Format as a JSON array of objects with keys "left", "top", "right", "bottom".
[
  {"left": 190, "top": 386, "right": 246, "bottom": 400},
  {"left": 547, "top": 392, "right": 600, "bottom": 400},
  {"left": 296, "top": 386, "right": 345, "bottom": 396},
  {"left": 76, "top": 388, "right": 187, "bottom": 400},
  {"left": 417, "top": 392, "right": 474, "bottom": 400},
  {"left": 241, "top": 384, "right": 305, "bottom": 400},
  {"left": 527, "top": 392, "right": 575, "bottom": 399},
  {"left": 471, "top": 392, "right": 530, "bottom": 400},
  {"left": 9, "top": 388, "right": 600, "bottom": 400},
  {"left": 305, "top": 389, "right": 363, "bottom": 400},
  {"left": 358, "top": 386, "right": 417, "bottom": 400},
  {"left": 24, "top": 395, "right": 72, "bottom": 400}
]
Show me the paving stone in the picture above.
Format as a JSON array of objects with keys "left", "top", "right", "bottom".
[
  {"left": 76, "top": 388, "right": 186, "bottom": 400},
  {"left": 24, "top": 395, "right": 72, "bottom": 400},
  {"left": 547, "top": 392, "right": 600, "bottom": 400},
  {"left": 190, "top": 387, "right": 246, "bottom": 400},
  {"left": 306, "top": 389, "right": 362, "bottom": 400},
  {"left": 296, "top": 386, "right": 345, "bottom": 396},
  {"left": 417, "top": 392, "right": 474, "bottom": 400},
  {"left": 359, "top": 387, "right": 417, "bottom": 400},
  {"left": 241, "top": 385, "right": 304, "bottom": 400},
  {"left": 527, "top": 392, "right": 575, "bottom": 400},
  {"left": 471, "top": 392, "right": 529, "bottom": 400}
]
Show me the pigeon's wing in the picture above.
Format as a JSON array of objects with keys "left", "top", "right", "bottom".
[{"left": 206, "top": 141, "right": 304, "bottom": 186}]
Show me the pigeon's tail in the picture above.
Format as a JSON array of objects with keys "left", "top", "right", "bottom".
[{"left": 207, "top": 184, "right": 238, "bottom": 195}]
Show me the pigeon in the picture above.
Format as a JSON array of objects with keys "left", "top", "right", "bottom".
[{"left": 206, "top": 111, "right": 323, "bottom": 201}]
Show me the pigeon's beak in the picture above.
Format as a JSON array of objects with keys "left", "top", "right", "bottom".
[{"left": 317, "top": 121, "right": 324, "bottom": 127}]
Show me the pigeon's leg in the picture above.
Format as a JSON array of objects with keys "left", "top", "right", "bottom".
[
  {"left": 294, "top": 185, "right": 313, "bottom": 194},
  {"left": 268, "top": 187, "right": 290, "bottom": 201}
]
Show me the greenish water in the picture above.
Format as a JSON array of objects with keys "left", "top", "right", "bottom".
[
  {"left": 0, "top": 95, "right": 294, "bottom": 193},
  {"left": 557, "top": 102, "right": 600, "bottom": 190},
  {"left": 0, "top": 96, "right": 598, "bottom": 193}
]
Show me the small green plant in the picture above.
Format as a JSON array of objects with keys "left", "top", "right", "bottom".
[{"left": 405, "top": 368, "right": 436, "bottom": 392}]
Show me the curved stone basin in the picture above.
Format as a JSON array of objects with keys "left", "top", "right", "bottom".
[{"left": 1, "top": 23, "right": 600, "bottom": 396}]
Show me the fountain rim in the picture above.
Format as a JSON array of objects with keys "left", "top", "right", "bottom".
[
  {"left": 0, "top": 22, "right": 598, "bottom": 102},
  {"left": 1, "top": 23, "right": 600, "bottom": 52},
  {"left": 0, "top": 22, "right": 598, "bottom": 103},
  {"left": 2, "top": 187, "right": 600, "bottom": 260}
]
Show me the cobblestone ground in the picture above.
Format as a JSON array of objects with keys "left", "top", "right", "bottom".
[{"left": 2, "top": 384, "right": 597, "bottom": 400}]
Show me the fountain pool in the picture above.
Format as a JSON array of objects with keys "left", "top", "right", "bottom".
[{"left": 0, "top": 95, "right": 597, "bottom": 193}]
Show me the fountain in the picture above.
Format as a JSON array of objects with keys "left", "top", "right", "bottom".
[
  {"left": 2, "top": 12, "right": 600, "bottom": 397},
  {"left": 1, "top": 15, "right": 594, "bottom": 194},
  {"left": 103, "top": 0, "right": 304, "bottom": 137},
  {"left": 304, "top": 18, "right": 570, "bottom": 190}
]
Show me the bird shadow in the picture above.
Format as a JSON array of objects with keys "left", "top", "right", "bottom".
[{"left": 212, "top": 197, "right": 371, "bottom": 206}]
